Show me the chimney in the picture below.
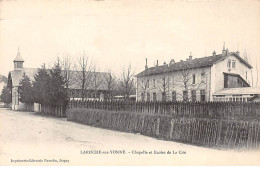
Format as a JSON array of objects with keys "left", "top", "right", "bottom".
[
  {"left": 180, "top": 60, "right": 183, "bottom": 62},
  {"left": 189, "top": 52, "right": 192, "bottom": 60},
  {"left": 145, "top": 58, "right": 148, "bottom": 70},
  {"left": 170, "top": 59, "right": 175, "bottom": 64},
  {"left": 156, "top": 60, "right": 159, "bottom": 66},
  {"left": 213, "top": 51, "right": 216, "bottom": 56},
  {"left": 236, "top": 51, "right": 240, "bottom": 56},
  {"left": 226, "top": 48, "right": 229, "bottom": 55},
  {"left": 222, "top": 42, "right": 227, "bottom": 56}
]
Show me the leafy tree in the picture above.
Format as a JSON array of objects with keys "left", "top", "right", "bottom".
[
  {"left": 19, "top": 73, "right": 34, "bottom": 104},
  {"left": 49, "top": 59, "right": 68, "bottom": 106},
  {"left": 0, "top": 85, "right": 11, "bottom": 104},
  {"left": 33, "top": 65, "right": 51, "bottom": 105}
]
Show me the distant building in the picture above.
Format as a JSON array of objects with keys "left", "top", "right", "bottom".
[
  {"left": 114, "top": 95, "right": 136, "bottom": 101},
  {"left": 7, "top": 49, "right": 110, "bottom": 110},
  {"left": 136, "top": 46, "right": 259, "bottom": 102}
]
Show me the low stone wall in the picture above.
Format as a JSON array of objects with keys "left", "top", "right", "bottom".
[{"left": 67, "top": 108, "right": 260, "bottom": 150}]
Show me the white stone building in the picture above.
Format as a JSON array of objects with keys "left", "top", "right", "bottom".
[{"left": 136, "top": 46, "right": 259, "bottom": 102}]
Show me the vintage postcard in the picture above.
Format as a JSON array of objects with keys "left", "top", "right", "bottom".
[{"left": 0, "top": 0, "right": 260, "bottom": 166}]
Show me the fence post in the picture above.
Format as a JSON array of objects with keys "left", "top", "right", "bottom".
[{"left": 155, "top": 117, "right": 160, "bottom": 137}]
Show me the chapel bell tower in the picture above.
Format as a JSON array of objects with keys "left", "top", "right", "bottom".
[{"left": 13, "top": 48, "right": 24, "bottom": 70}]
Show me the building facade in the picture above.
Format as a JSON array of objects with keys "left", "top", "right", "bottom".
[{"left": 136, "top": 46, "right": 259, "bottom": 102}]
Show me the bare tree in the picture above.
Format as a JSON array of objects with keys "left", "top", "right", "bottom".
[
  {"left": 104, "top": 70, "right": 118, "bottom": 100},
  {"left": 119, "top": 64, "right": 135, "bottom": 101},
  {"left": 75, "top": 52, "right": 94, "bottom": 101},
  {"left": 91, "top": 67, "right": 104, "bottom": 100},
  {"left": 156, "top": 75, "right": 170, "bottom": 102},
  {"left": 154, "top": 61, "right": 204, "bottom": 102},
  {"left": 174, "top": 61, "right": 204, "bottom": 101},
  {"left": 256, "top": 58, "right": 259, "bottom": 87},
  {"left": 138, "top": 79, "right": 150, "bottom": 101},
  {"left": 61, "top": 54, "right": 75, "bottom": 90}
]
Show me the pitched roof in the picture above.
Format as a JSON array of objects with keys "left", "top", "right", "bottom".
[
  {"left": 67, "top": 70, "right": 110, "bottom": 90},
  {"left": 136, "top": 52, "right": 252, "bottom": 77},
  {"left": 9, "top": 68, "right": 38, "bottom": 86},
  {"left": 213, "top": 87, "right": 260, "bottom": 95},
  {"left": 9, "top": 68, "right": 110, "bottom": 90},
  {"left": 13, "top": 51, "right": 24, "bottom": 62},
  {"left": 216, "top": 52, "right": 252, "bottom": 69}
]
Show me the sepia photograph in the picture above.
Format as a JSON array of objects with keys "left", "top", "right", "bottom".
[{"left": 0, "top": 0, "right": 260, "bottom": 166}]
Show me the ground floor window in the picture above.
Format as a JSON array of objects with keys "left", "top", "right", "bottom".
[
  {"left": 147, "top": 93, "right": 150, "bottom": 101},
  {"left": 141, "top": 93, "right": 144, "bottom": 101},
  {"left": 183, "top": 91, "right": 188, "bottom": 102},
  {"left": 162, "top": 92, "right": 166, "bottom": 102},
  {"left": 213, "top": 95, "right": 249, "bottom": 102},
  {"left": 191, "top": 90, "right": 196, "bottom": 102},
  {"left": 172, "top": 91, "right": 176, "bottom": 101},
  {"left": 200, "top": 90, "right": 205, "bottom": 102},
  {"left": 153, "top": 93, "right": 156, "bottom": 101}
]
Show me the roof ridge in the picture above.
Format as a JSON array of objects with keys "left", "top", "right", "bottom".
[{"left": 136, "top": 53, "right": 224, "bottom": 77}]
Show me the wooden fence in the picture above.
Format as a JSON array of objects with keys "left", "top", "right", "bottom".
[
  {"left": 69, "top": 100, "right": 260, "bottom": 120},
  {"left": 67, "top": 108, "right": 260, "bottom": 150},
  {"left": 40, "top": 104, "right": 67, "bottom": 117}
]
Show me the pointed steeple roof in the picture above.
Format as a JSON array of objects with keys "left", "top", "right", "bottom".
[{"left": 13, "top": 48, "right": 24, "bottom": 62}]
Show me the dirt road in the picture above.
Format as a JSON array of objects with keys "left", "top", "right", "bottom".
[{"left": 0, "top": 108, "right": 259, "bottom": 166}]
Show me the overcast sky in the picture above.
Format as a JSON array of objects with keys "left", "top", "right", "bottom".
[{"left": 0, "top": 0, "right": 260, "bottom": 86}]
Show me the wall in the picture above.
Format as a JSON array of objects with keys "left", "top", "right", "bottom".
[
  {"left": 11, "top": 86, "right": 19, "bottom": 110},
  {"left": 136, "top": 66, "right": 211, "bottom": 101},
  {"left": 213, "top": 54, "right": 251, "bottom": 94},
  {"left": 34, "top": 103, "right": 40, "bottom": 112}
]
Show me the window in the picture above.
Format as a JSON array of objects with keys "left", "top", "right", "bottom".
[
  {"left": 153, "top": 79, "right": 156, "bottom": 87},
  {"left": 191, "top": 90, "right": 196, "bottom": 102},
  {"left": 141, "top": 93, "right": 144, "bottom": 101},
  {"left": 153, "top": 93, "right": 156, "bottom": 101},
  {"left": 162, "top": 92, "right": 166, "bottom": 102},
  {"left": 147, "top": 93, "right": 150, "bottom": 102},
  {"left": 200, "top": 90, "right": 205, "bottom": 102},
  {"left": 227, "top": 59, "right": 231, "bottom": 68},
  {"left": 232, "top": 60, "right": 236, "bottom": 69},
  {"left": 224, "top": 74, "right": 228, "bottom": 88},
  {"left": 201, "top": 73, "right": 205, "bottom": 83},
  {"left": 192, "top": 74, "right": 196, "bottom": 84},
  {"left": 183, "top": 91, "right": 188, "bottom": 102},
  {"left": 17, "top": 62, "right": 22, "bottom": 68},
  {"left": 172, "top": 91, "right": 176, "bottom": 101},
  {"left": 147, "top": 80, "right": 149, "bottom": 88},
  {"left": 172, "top": 77, "right": 175, "bottom": 85}
]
